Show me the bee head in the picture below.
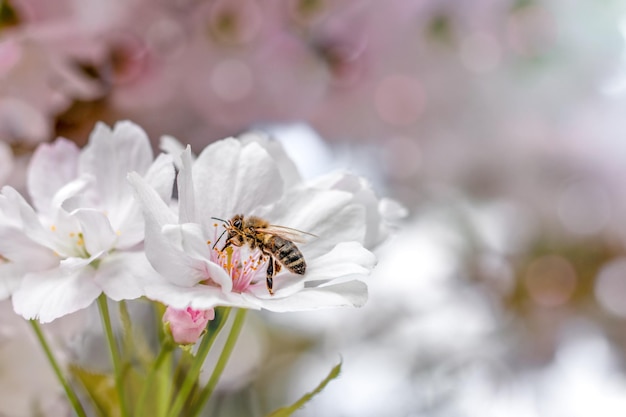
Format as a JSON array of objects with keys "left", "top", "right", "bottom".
[
  {"left": 210, "top": 215, "right": 248, "bottom": 250},
  {"left": 231, "top": 214, "right": 244, "bottom": 231}
]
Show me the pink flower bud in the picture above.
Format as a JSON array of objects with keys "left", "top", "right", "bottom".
[{"left": 163, "top": 306, "right": 215, "bottom": 345}]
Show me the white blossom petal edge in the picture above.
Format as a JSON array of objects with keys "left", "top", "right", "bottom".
[
  {"left": 0, "top": 121, "right": 175, "bottom": 322},
  {"left": 129, "top": 136, "right": 379, "bottom": 313}
]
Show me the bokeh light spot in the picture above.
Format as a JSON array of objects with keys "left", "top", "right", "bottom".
[
  {"left": 207, "top": 0, "right": 263, "bottom": 45},
  {"left": 524, "top": 255, "right": 577, "bottom": 307},
  {"left": 595, "top": 258, "right": 626, "bottom": 318},
  {"left": 289, "top": 0, "right": 326, "bottom": 24},
  {"left": 375, "top": 75, "right": 426, "bottom": 126}
]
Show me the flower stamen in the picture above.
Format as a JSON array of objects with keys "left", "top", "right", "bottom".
[{"left": 210, "top": 243, "right": 265, "bottom": 293}]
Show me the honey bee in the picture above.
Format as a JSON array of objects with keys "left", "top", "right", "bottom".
[{"left": 212, "top": 214, "right": 315, "bottom": 295}]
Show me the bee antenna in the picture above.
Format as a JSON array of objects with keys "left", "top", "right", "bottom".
[
  {"left": 212, "top": 229, "right": 227, "bottom": 249},
  {"left": 211, "top": 217, "right": 228, "bottom": 223}
]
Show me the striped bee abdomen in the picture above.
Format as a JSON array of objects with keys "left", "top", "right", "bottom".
[{"left": 268, "top": 236, "right": 306, "bottom": 275}]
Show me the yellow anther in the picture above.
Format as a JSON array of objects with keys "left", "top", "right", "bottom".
[
  {"left": 69, "top": 232, "right": 75, "bottom": 237},
  {"left": 116, "top": 230, "right": 122, "bottom": 236},
  {"left": 50, "top": 225, "right": 57, "bottom": 232}
]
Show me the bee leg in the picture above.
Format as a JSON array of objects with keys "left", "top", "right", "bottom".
[
  {"left": 265, "top": 258, "right": 275, "bottom": 295},
  {"left": 265, "top": 257, "right": 282, "bottom": 295}
]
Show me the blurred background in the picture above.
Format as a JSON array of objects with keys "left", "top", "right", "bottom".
[{"left": 3, "top": 0, "right": 626, "bottom": 415}]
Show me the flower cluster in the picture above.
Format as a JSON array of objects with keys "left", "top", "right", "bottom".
[
  {"left": 0, "top": 120, "right": 389, "bottom": 416},
  {"left": 0, "top": 121, "right": 173, "bottom": 322},
  {"left": 129, "top": 136, "right": 379, "bottom": 314},
  {"left": 0, "top": 120, "right": 383, "bottom": 322}
]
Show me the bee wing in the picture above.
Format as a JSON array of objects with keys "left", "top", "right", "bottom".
[{"left": 260, "top": 224, "right": 318, "bottom": 243}]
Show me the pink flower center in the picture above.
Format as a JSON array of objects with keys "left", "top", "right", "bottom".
[
  {"left": 213, "top": 247, "right": 265, "bottom": 292},
  {"left": 207, "top": 225, "right": 266, "bottom": 293}
]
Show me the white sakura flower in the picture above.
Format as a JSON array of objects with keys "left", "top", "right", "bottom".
[
  {"left": 0, "top": 121, "right": 175, "bottom": 323},
  {"left": 129, "top": 137, "right": 378, "bottom": 312},
  {"left": 0, "top": 187, "right": 58, "bottom": 300}
]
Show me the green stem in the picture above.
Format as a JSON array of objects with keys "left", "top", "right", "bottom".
[
  {"left": 166, "top": 307, "right": 232, "bottom": 417},
  {"left": 188, "top": 308, "right": 247, "bottom": 417},
  {"left": 157, "top": 350, "right": 174, "bottom": 417},
  {"left": 118, "top": 300, "right": 133, "bottom": 363},
  {"left": 29, "top": 320, "right": 88, "bottom": 417},
  {"left": 154, "top": 302, "right": 167, "bottom": 344},
  {"left": 135, "top": 341, "right": 174, "bottom": 417},
  {"left": 97, "top": 294, "right": 130, "bottom": 417}
]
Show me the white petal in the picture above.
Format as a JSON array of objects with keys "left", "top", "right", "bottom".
[
  {"left": 12, "top": 260, "right": 101, "bottom": 323},
  {"left": 110, "top": 154, "right": 174, "bottom": 250},
  {"left": 193, "top": 138, "right": 284, "bottom": 226},
  {"left": 238, "top": 131, "right": 302, "bottom": 188},
  {"left": 144, "top": 153, "right": 175, "bottom": 202},
  {"left": 0, "top": 186, "right": 51, "bottom": 244},
  {"left": 53, "top": 175, "right": 94, "bottom": 210},
  {"left": 379, "top": 197, "right": 408, "bottom": 221},
  {"left": 128, "top": 172, "right": 177, "bottom": 227},
  {"left": 144, "top": 279, "right": 256, "bottom": 311},
  {"left": 0, "top": 224, "right": 58, "bottom": 269},
  {"left": 129, "top": 174, "right": 207, "bottom": 286},
  {"left": 27, "top": 138, "right": 80, "bottom": 213},
  {"left": 161, "top": 223, "right": 232, "bottom": 291},
  {"left": 144, "top": 228, "right": 203, "bottom": 287},
  {"left": 248, "top": 280, "right": 368, "bottom": 312},
  {"left": 303, "top": 242, "right": 376, "bottom": 282},
  {"left": 94, "top": 252, "right": 150, "bottom": 301},
  {"left": 45, "top": 207, "right": 85, "bottom": 258},
  {"left": 0, "top": 262, "right": 26, "bottom": 299},
  {"left": 0, "top": 188, "right": 82, "bottom": 261},
  {"left": 346, "top": 182, "right": 384, "bottom": 249},
  {"left": 324, "top": 173, "right": 390, "bottom": 248},
  {"left": 257, "top": 187, "right": 367, "bottom": 259},
  {"left": 109, "top": 200, "right": 143, "bottom": 250},
  {"left": 177, "top": 146, "right": 196, "bottom": 223},
  {"left": 78, "top": 121, "right": 153, "bottom": 216},
  {"left": 72, "top": 209, "right": 117, "bottom": 255},
  {"left": 306, "top": 169, "right": 346, "bottom": 189},
  {"left": 309, "top": 171, "right": 397, "bottom": 249},
  {"left": 161, "top": 223, "right": 211, "bottom": 260},
  {"left": 160, "top": 134, "right": 189, "bottom": 169}
]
